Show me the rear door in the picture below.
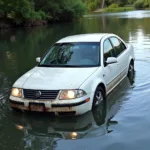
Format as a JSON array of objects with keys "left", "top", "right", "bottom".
[
  {"left": 109, "top": 37, "right": 129, "bottom": 80},
  {"left": 102, "top": 38, "right": 120, "bottom": 94}
]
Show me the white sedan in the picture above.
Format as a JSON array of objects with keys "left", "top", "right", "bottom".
[{"left": 9, "top": 33, "right": 134, "bottom": 116}]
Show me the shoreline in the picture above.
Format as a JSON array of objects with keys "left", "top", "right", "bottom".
[
  {"left": 92, "top": 7, "right": 150, "bottom": 13},
  {"left": 1, "top": 8, "right": 149, "bottom": 29},
  {"left": 0, "top": 19, "right": 48, "bottom": 29},
  {"left": 93, "top": 7, "right": 135, "bottom": 13}
]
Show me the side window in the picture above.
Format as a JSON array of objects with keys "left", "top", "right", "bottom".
[
  {"left": 120, "top": 40, "right": 127, "bottom": 50},
  {"left": 103, "top": 39, "right": 115, "bottom": 62},
  {"left": 110, "top": 37, "right": 126, "bottom": 57}
]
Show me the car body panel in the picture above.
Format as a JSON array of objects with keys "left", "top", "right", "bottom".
[
  {"left": 57, "top": 33, "right": 108, "bottom": 43},
  {"left": 100, "top": 36, "right": 121, "bottom": 93},
  {"left": 13, "top": 67, "right": 98, "bottom": 90},
  {"left": 13, "top": 67, "right": 39, "bottom": 88}
]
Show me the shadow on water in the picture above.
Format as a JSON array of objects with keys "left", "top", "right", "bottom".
[{"left": 8, "top": 75, "right": 134, "bottom": 150}]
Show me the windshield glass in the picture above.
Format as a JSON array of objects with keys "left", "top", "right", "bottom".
[{"left": 39, "top": 42, "right": 100, "bottom": 67}]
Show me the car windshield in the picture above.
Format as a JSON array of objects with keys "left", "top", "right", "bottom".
[{"left": 39, "top": 42, "right": 100, "bottom": 67}]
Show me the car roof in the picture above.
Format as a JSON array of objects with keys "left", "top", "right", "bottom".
[{"left": 56, "top": 33, "right": 116, "bottom": 43}]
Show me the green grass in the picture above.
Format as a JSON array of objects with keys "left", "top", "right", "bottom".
[{"left": 104, "top": 7, "right": 135, "bottom": 12}]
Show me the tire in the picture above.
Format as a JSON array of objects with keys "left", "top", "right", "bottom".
[
  {"left": 127, "top": 61, "right": 135, "bottom": 84},
  {"left": 127, "top": 61, "right": 135, "bottom": 76},
  {"left": 92, "top": 86, "right": 106, "bottom": 109},
  {"left": 92, "top": 98, "right": 107, "bottom": 126}
]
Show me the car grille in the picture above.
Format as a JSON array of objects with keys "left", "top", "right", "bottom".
[{"left": 23, "top": 89, "right": 59, "bottom": 100}]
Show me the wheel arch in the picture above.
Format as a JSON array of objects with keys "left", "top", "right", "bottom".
[
  {"left": 88, "top": 81, "right": 107, "bottom": 110},
  {"left": 128, "top": 57, "right": 134, "bottom": 70},
  {"left": 92, "top": 82, "right": 107, "bottom": 109},
  {"left": 128, "top": 56, "right": 134, "bottom": 68},
  {"left": 130, "top": 58, "right": 134, "bottom": 65}
]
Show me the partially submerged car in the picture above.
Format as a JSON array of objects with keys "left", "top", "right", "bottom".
[
  {"left": 13, "top": 76, "right": 134, "bottom": 149},
  {"left": 9, "top": 33, "right": 134, "bottom": 116}
]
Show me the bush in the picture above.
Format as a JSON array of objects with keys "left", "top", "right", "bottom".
[
  {"left": 88, "top": 2, "right": 97, "bottom": 11},
  {"left": 34, "top": 0, "right": 86, "bottom": 21},
  {"left": 71, "top": 0, "right": 87, "bottom": 18},
  {"left": 104, "top": 7, "right": 134, "bottom": 12},
  {"left": 134, "top": 0, "right": 145, "bottom": 9},
  {"left": 143, "top": 2, "right": 149, "bottom": 8},
  {"left": 108, "top": 4, "right": 119, "bottom": 8},
  {"left": 56, "top": 0, "right": 86, "bottom": 21},
  {"left": 38, "top": 10, "right": 49, "bottom": 20},
  {"left": 0, "top": 0, "right": 86, "bottom": 26}
]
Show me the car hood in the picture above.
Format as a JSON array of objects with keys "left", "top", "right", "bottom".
[{"left": 13, "top": 67, "right": 98, "bottom": 90}]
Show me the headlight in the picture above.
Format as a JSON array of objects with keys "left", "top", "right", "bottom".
[
  {"left": 65, "top": 132, "right": 80, "bottom": 140},
  {"left": 16, "top": 125, "right": 24, "bottom": 131},
  {"left": 59, "top": 90, "right": 86, "bottom": 100},
  {"left": 11, "top": 88, "right": 22, "bottom": 98},
  {"left": 71, "top": 132, "right": 79, "bottom": 140}
]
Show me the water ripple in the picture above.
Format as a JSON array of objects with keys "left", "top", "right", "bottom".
[{"left": 0, "top": 73, "right": 11, "bottom": 120}]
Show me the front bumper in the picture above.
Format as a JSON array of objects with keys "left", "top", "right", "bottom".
[{"left": 9, "top": 95, "right": 91, "bottom": 116}]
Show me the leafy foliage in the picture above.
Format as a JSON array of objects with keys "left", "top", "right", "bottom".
[
  {"left": 1, "top": 0, "right": 150, "bottom": 27},
  {"left": 134, "top": 0, "right": 150, "bottom": 8},
  {"left": 0, "top": 0, "right": 86, "bottom": 26},
  {"left": 84, "top": 0, "right": 150, "bottom": 11},
  {"left": 108, "top": 4, "right": 119, "bottom": 8},
  {"left": 104, "top": 6, "right": 134, "bottom": 12},
  {"left": 34, "top": 0, "right": 86, "bottom": 21},
  {"left": 134, "top": 0, "right": 145, "bottom": 9},
  {"left": 83, "top": 0, "right": 101, "bottom": 11}
]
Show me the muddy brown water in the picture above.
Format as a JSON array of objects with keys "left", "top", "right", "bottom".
[{"left": 1, "top": 10, "right": 150, "bottom": 150}]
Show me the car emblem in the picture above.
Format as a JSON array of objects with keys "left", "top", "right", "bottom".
[{"left": 35, "top": 91, "right": 41, "bottom": 98}]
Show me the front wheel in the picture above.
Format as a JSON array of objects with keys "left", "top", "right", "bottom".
[
  {"left": 92, "top": 86, "right": 105, "bottom": 109},
  {"left": 127, "top": 61, "right": 135, "bottom": 85},
  {"left": 127, "top": 61, "right": 134, "bottom": 77}
]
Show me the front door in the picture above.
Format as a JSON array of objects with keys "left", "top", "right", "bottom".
[
  {"left": 102, "top": 38, "right": 120, "bottom": 94},
  {"left": 109, "top": 37, "right": 129, "bottom": 79}
]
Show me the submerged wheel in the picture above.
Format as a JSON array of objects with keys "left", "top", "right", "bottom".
[
  {"left": 127, "top": 61, "right": 134, "bottom": 77},
  {"left": 92, "top": 102, "right": 106, "bottom": 126},
  {"left": 127, "top": 61, "right": 135, "bottom": 84},
  {"left": 92, "top": 86, "right": 105, "bottom": 109}
]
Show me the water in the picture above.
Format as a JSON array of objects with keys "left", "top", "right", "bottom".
[{"left": 1, "top": 10, "right": 150, "bottom": 150}]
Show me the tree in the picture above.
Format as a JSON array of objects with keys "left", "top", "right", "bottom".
[
  {"left": 0, "top": 0, "right": 86, "bottom": 27},
  {"left": 101, "top": 0, "right": 105, "bottom": 8}
]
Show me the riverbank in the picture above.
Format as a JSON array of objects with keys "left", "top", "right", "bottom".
[
  {"left": 0, "top": 0, "right": 86, "bottom": 29},
  {"left": 0, "top": 19, "right": 48, "bottom": 29},
  {"left": 94, "top": 7, "right": 135, "bottom": 13}
]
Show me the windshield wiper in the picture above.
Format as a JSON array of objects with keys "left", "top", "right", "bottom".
[{"left": 38, "top": 64, "right": 57, "bottom": 67}]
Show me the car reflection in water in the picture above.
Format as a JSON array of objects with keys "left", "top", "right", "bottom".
[{"left": 12, "top": 74, "right": 135, "bottom": 150}]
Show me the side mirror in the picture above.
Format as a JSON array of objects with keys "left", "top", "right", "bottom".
[
  {"left": 36, "top": 57, "right": 41, "bottom": 63},
  {"left": 106, "top": 57, "right": 117, "bottom": 65}
]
